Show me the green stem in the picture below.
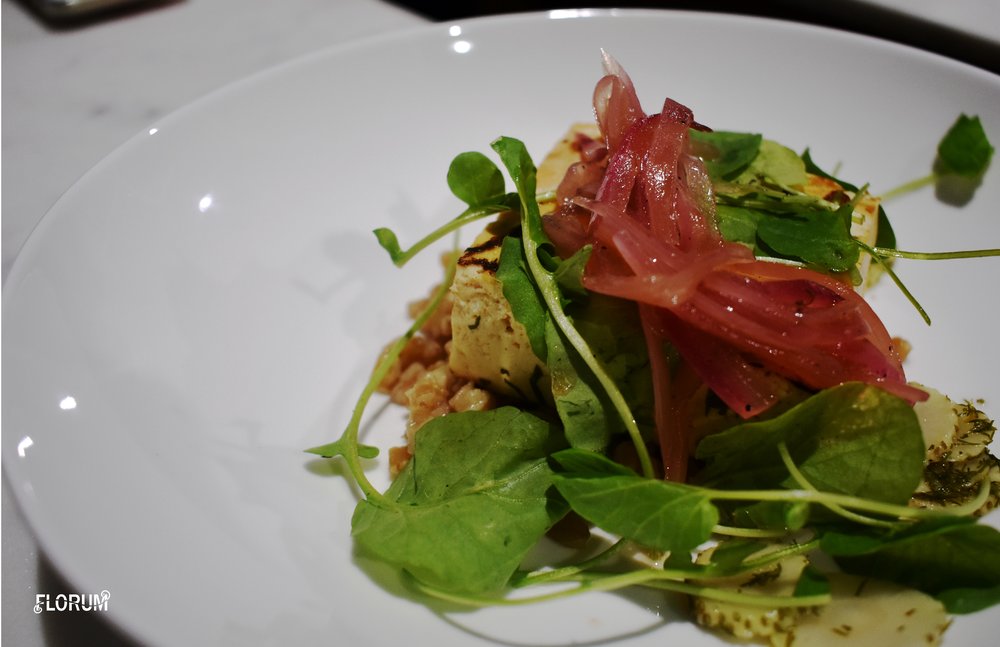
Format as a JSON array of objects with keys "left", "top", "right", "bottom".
[
  {"left": 382, "top": 191, "right": 557, "bottom": 267},
  {"left": 330, "top": 254, "right": 459, "bottom": 503},
  {"left": 857, "top": 240, "right": 931, "bottom": 325},
  {"left": 514, "top": 538, "right": 630, "bottom": 587},
  {"left": 381, "top": 206, "right": 504, "bottom": 268},
  {"left": 872, "top": 246, "right": 1000, "bottom": 261},
  {"left": 880, "top": 174, "right": 935, "bottom": 201},
  {"left": 409, "top": 566, "right": 830, "bottom": 609},
  {"left": 712, "top": 525, "right": 791, "bottom": 539},
  {"left": 738, "top": 538, "right": 819, "bottom": 574},
  {"left": 706, "top": 486, "right": 955, "bottom": 521}
]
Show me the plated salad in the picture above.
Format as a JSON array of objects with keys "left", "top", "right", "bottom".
[{"left": 310, "top": 53, "right": 1000, "bottom": 645}]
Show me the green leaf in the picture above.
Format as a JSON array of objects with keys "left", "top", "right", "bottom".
[
  {"left": 794, "top": 564, "right": 831, "bottom": 598},
  {"left": 735, "top": 139, "right": 808, "bottom": 188},
  {"left": 551, "top": 449, "right": 718, "bottom": 553},
  {"left": 934, "top": 114, "right": 994, "bottom": 205},
  {"left": 496, "top": 235, "right": 549, "bottom": 362},
  {"left": 690, "top": 130, "right": 762, "bottom": 179},
  {"left": 695, "top": 383, "right": 926, "bottom": 505},
  {"left": 755, "top": 202, "right": 860, "bottom": 272},
  {"left": 547, "top": 294, "right": 655, "bottom": 452},
  {"left": 351, "top": 407, "right": 567, "bottom": 595},
  {"left": 491, "top": 137, "right": 547, "bottom": 246},
  {"left": 937, "top": 583, "right": 1000, "bottom": 615},
  {"left": 704, "top": 538, "right": 772, "bottom": 575},
  {"left": 822, "top": 519, "right": 1000, "bottom": 613},
  {"left": 874, "top": 204, "right": 896, "bottom": 250},
  {"left": 546, "top": 319, "right": 618, "bottom": 451},
  {"left": 447, "top": 151, "right": 506, "bottom": 207},
  {"left": 305, "top": 438, "right": 379, "bottom": 459},
  {"left": 937, "top": 114, "right": 994, "bottom": 179},
  {"left": 730, "top": 500, "right": 810, "bottom": 531},
  {"left": 372, "top": 227, "right": 406, "bottom": 264},
  {"left": 801, "top": 148, "right": 859, "bottom": 192},
  {"left": 552, "top": 245, "right": 592, "bottom": 302},
  {"left": 715, "top": 205, "right": 762, "bottom": 249}
]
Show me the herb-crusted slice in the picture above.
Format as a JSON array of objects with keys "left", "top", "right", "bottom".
[
  {"left": 692, "top": 547, "right": 949, "bottom": 647},
  {"left": 912, "top": 386, "right": 1000, "bottom": 516}
]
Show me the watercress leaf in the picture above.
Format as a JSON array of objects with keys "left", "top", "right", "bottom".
[
  {"left": 934, "top": 114, "right": 994, "bottom": 205},
  {"left": 874, "top": 204, "right": 896, "bottom": 250},
  {"left": 351, "top": 407, "right": 567, "bottom": 595},
  {"left": 695, "top": 382, "right": 926, "bottom": 505},
  {"left": 735, "top": 139, "right": 808, "bottom": 188},
  {"left": 730, "top": 500, "right": 810, "bottom": 531},
  {"left": 305, "top": 438, "right": 379, "bottom": 459},
  {"left": 823, "top": 518, "right": 1000, "bottom": 613},
  {"left": 551, "top": 449, "right": 718, "bottom": 553},
  {"left": 819, "top": 515, "right": 970, "bottom": 556},
  {"left": 549, "top": 295, "right": 655, "bottom": 451},
  {"left": 801, "top": 148, "right": 860, "bottom": 192},
  {"left": 794, "top": 565, "right": 831, "bottom": 599},
  {"left": 937, "top": 114, "right": 994, "bottom": 179},
  {"left": 755, "top": 203, "right": 860, "bottom": 272},
  {"left": 447, "top": 151, "right": 506, "bottom": 207},
  {"left": 496, "top": 235, "right": 549, "bottom": 362},
  {"left": 704, "top": 538, "right": 772, "bottom": 575},
  {"left": 690, "top": 130, "right": 762, "bottom": 179},
  {"left": 546, "top": 319, "right": 619, "bottom": 451},
  {"left": 552, "top": 244, "right": 592, "bottom": 302},
  {"left": 491, "top": 137, "right": 547, "bottom": 246},
  {"left": 372, "top": 227, "right": 405, "bottom": 264},
  {"left": 550, "top": 447, "right": 634, "bottom": 477},
  {"left": 937, "top": 583, "right": 1000, "bottom": 615},
  {"left": 801, "top": 149, "right": 901, "bottom": 253},
  {"left": 715, "top": 205, "right": 762, "bottom": 249}
]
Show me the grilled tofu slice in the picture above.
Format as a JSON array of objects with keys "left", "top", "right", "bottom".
[{"left": 448, "top": 211, "right": 546, "bottom": 402}]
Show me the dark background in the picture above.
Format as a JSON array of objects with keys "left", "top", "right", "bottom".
[{"left": 389, "top": 0, "right": 1000, "bottom": 74}]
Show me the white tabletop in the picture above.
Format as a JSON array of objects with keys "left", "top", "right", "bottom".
[
  {"left": 2, "top": 1, "right": 997, "bottom": 645},
  {"left": 2, "top": 2, "right": 426, "bottom": 644}
]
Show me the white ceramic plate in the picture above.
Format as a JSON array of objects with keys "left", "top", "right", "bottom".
[{"left": 4, "top": 9, "right": 999, "bottom": 647}]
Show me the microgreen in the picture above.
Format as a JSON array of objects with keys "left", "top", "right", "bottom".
[
  {"left": 882, "top": 113, "right": 994, "bottom": 204},
  {"left": 352, "top": 407, "right": 567, "bottom": 595},
  {"left": 373, "top": 151, "right": 525, "bottom": 267}
]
